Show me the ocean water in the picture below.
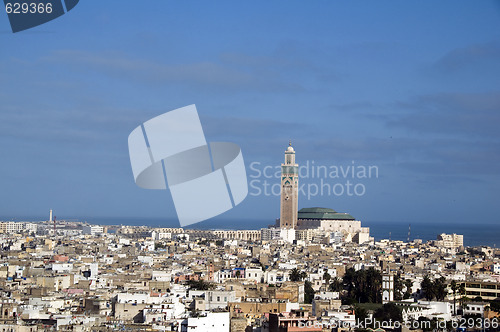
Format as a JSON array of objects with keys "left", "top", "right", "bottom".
[
  {"left": 78, "top": 217, "right": 500, "bottom": 248},
  {"left": 363, "top": 221, "right": 499, "bottom": 248},
  {"left": 3, "top": 216, "right": 498, "bottom": 248}
]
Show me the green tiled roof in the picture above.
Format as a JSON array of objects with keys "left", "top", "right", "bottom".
[
  {"left": 299, "top": 207, "right": 336, "bottom": 213},
  {"left": 298, "top": 207, "right": 355, "bottom": 220}
]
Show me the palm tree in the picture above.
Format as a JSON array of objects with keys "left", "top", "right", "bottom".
[
  {"left": 450, "top": 280, "right": 458, "bottom": 315},
  {"left": 421, "top": 275, "right": 433, "bottom": 300},
  {"left": 404, "top": 279, "right": 413, "bottom": 299},
  {"left": 329, "top": 277, "right": 343, "bottom": 292},
  {"left": 290, "top": 268, "right": 302, "bottom": 282},
  {"left": 394, "top": 273, "right": 403, "bottom": 301},
  {"left": 458, "top": 283, "right": 466, "bottom": 309},
  {"left": 323, "top": 271, "right": 331, "bottom": 285}
]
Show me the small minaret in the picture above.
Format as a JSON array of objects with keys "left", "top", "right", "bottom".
[
  {"left": 49, "top": 209, "right": 53, "bottom": 223},
  {"left": 280, "top": 141, "right": 299, "bottom": 229},
  {"left": 382, "top": 271, "right": 394, "bottom": 304}
]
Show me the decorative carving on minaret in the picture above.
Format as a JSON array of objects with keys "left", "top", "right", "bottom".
[{"left": 280, "top": 141, "right": 299, "bottom": 229}]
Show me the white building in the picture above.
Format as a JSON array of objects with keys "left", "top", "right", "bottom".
[
  {"left": 456, "top": 262, "right": 470, "bottom": 272},
  {"left": 80, "top": 262, "right": 98, "bottom": 280},
  {"left": 152, "top": 271, "right": 172, "bottom": 282},
  {"left": 315, "top": 291, "right": 340, "bottom": 300},
  {"left": 353, "top": 230, "right": 371, "bottom": 244},
  {"left": 188, "top": 290, "right": 238, "bottom": 310},
  {"left": 280, "top": 228, "right": 296, "bottom": 243},
  {"left": 295, "top": 207, "right": 370, "bottom": 242},
  {"left": 151, "top": 227, "right": 183, "bottom": 240},
  {"left": 82, "top": 225, "right": 104, "bottom": 235},
  {"left": 141, "top": 240, "right": 155, "bottom": 252},
  {"left": 214, "top": 269, "right": 233, "bottom": 284},
  {"left": 261, "top": 228, "right": 281, "bottom": 241},
  {"left": 50, "top": 263, "right": 73, "bottom": 273},
  {"left": 181, "top": 312, "right": 230, "bottom": 332},
  {"left": 264, "top": 270, "right": 290, "bottom": 284},
  {"left": 137, "top": 256, "right": 153, "bottom": 265},
  {"left": 464, "top": 302, "right": 488, "bottom": 317},
  {"left": 142, "top": 297, "right": 185, "bottom": 324},
  {"left": 24, "top": 223, "right": 38, "bottom": 233},
  {"left": 382, "top": 273, "right": 394, "bottom": 304},
  {"left": 151, "top": 230, "right": 172, "bottom": 240},
  {"left": 401, "top": 301, "right": 453, "bottom": 322},
  {"left": 322, "top": 310, "right": 356, "bottom": 328},
  {"left": 436, "top": 233, "right": 463, "bottom": 249},
  {"left": 0, "top": 222, "right": 25, "bottom": 233},
  {"left": 330, "top": 231, "right": 343, "bottom": 244},
  {"left": 173, "top": 233, "right": 190, "bottom": 242},
  {"left": 245, "top": 267, "right": 264, "bottom": 283}
]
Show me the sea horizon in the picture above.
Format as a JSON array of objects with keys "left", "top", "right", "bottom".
[{"left": 1, "top": 215, "right": 498, "bottom": 248}]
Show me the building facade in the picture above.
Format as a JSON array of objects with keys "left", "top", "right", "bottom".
[
  {"left": 382, "top": 272, "right": 394, "bottom": 304},
  {"left": 82, "top": 225, "right": 104, "bottom": 236},
  {"left": 261, "top": 228, "right": 281, "bottom": 241},
  {"left": 212, "top": 230, "right": 261, "bottom": 241},
  {"left": 463, "top": 281, "right": 500, "bottom": 300},
  {"left": 436, "top": 233, "right": 464, "bottom": 250},
  {"left": 0, "top": 222, "right": 36, "bottom": 234}
]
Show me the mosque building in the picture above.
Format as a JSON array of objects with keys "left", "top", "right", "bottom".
[{"left": 264, "top": 142, "right": 371, "bottom": 244}]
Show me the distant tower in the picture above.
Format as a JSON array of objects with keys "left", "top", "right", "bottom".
[
  {"left": 407, "top": 224, "right": 411, "bottom": 243},
  {"left": 382, "top": 272, "right": 394, "bottom": 304},
  {"left": 280, "top": 141, "right": 298, "bottom": 229},
  {"left": 49, "top": 209, "right": 53, "bottom": 222},
  {"left": 207, "top": 263, "right": 214, "bottom": 282}
]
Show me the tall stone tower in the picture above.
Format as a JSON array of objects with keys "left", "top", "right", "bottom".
[{"left": 280, "top": 141, "right": 299, "bottom": 229}]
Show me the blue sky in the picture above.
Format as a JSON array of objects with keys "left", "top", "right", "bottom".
[{"left": 1, "top": 1, "right": 499, "bottom": 227}]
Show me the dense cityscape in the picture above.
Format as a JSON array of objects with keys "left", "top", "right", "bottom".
[
  {"left": 2, "top": 0, "right": 499, "bottom": 331},
  {"left": 0, "top": 145, "right": 498, "bottom": 331}
]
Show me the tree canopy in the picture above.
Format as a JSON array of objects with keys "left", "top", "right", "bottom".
[
  {"left": 290, "top": 268, "right": 307, "bottom": 282},
  {"left": 421, "top": 275, "right": 447, "bottom": 301},
  {"left": 343, "top": 267, "right": 382, "bottom": 303}
]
